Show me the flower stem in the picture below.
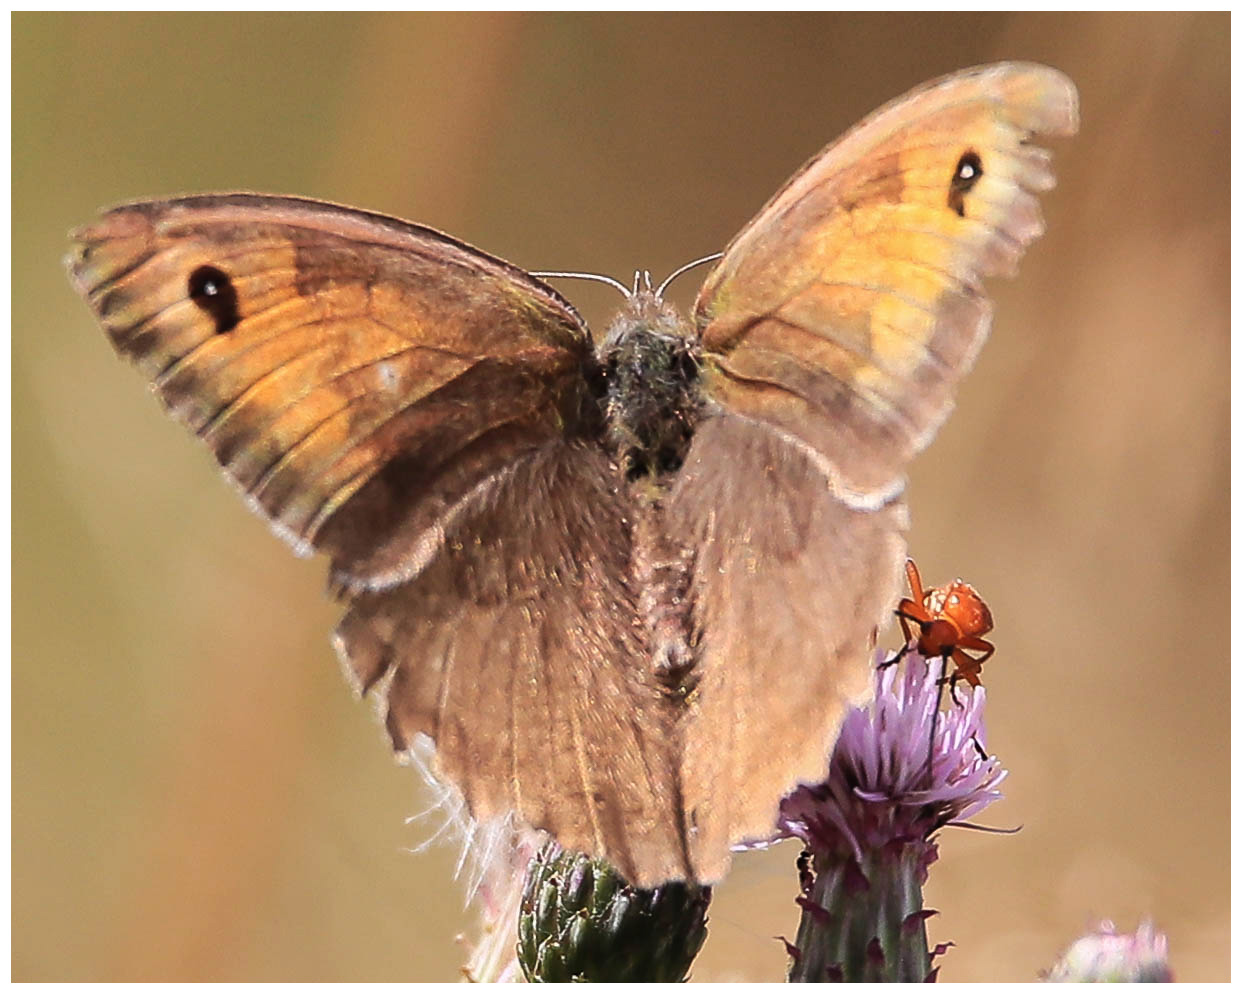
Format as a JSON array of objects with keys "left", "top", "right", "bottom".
[{"left": 789, "top": 839, "right": 938, "bottom": 982}]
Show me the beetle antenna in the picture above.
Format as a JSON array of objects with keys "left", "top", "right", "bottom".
[{"left": 928, "top": 656, "right": 947, "bottom": 783}]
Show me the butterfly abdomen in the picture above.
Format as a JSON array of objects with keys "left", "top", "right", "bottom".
[{"left": 601, "top": 294, "right": 702, "bottom": 482}]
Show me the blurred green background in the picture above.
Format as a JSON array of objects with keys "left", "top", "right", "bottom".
[{"left": 13, "top": 12, "right": 1228, "bottom": 982}]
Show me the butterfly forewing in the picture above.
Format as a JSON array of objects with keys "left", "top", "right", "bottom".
[
  {"left": 68, "top": 195, "right": 594, "bottom": 561},
  {"left": 695, "top": 63, "right": 1078, "bottom": 507}
]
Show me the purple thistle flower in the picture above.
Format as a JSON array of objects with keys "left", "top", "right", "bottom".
[
  {"left": 778, "top": 650, "right": 1006, "bottom": 856},
  {"left": 777, "top": 649, "right": 1007, "bottom": 982}
]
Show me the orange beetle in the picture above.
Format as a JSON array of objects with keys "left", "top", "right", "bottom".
[{"left": 895, "top": 558, "right": 995, "bottom": 696}]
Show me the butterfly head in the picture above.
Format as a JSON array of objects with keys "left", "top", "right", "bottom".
[{"left": 600, "top": 292, "right": 702, "bottom": 481}]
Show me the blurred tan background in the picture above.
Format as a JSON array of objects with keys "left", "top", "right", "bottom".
[{"left": 13, "top": 12, "right": 1228, "bottom": 982}]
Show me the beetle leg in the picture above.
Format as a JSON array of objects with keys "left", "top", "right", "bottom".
[
  {"left": 895, "top": 598, "right": 925, "bottom": 646},
  {"left": 959, "top": 636, "right": 995, "bottom": 665}
]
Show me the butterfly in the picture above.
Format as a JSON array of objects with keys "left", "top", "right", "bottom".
[{"left": 66, "top": 62, "right": 1077, "bottom": 887}]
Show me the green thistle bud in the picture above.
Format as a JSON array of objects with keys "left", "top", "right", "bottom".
[{"left": 517, "top": 840, "right": 711, "bottom": 982}]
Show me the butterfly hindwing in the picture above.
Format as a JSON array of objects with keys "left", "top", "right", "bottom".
[
  {"left": 668, "top": 415, "right": 907, "bottom": 874},
  {"left": 334, "top": 441, "right": 691, "bottom": 886}
]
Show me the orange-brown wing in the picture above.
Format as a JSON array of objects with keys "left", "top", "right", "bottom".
[
  {"left": 334, "top": 441, "right": 691, "bottom": 886},
  {"left": 676, "top": 64, "right": 1076, "bottom": 868},
  {"left": 668, "top": 416, "right": 907, "bottom": 879},
  {"left": 67, "top": 195, "right": 691, "bottom": 885},
  {"left": 695, "top": 62, "right": 1078, "bottom": 507},
  {"left": 67, "top": 195, "right": 594, "bottom": 575}
]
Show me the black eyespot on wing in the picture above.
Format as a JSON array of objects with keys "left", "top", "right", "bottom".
[
  {"left": 947, "top": 150, "right": 984, "bottom": 218},
  {"left": 187, "top": 264, "right": 241, "bottom": 334}
]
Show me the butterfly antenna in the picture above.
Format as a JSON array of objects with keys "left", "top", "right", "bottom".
[
  {"left": 529, "top": 269, "right": 631, "bottom": 299},
  {"left": 655, "top": 251, "right": 724, "bottom": 298}
]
